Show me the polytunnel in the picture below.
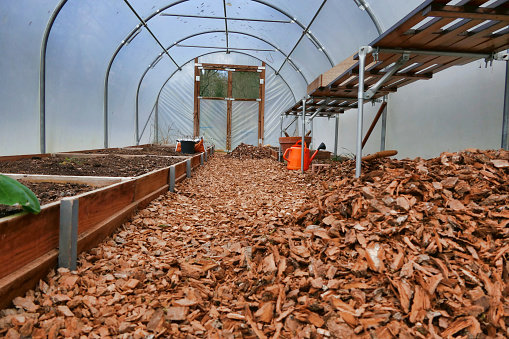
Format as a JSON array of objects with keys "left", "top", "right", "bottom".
[
  {"left": 1, "top": 0, "right": 507, "bottom": 157},
  {"left": 2, "top": 0, "right": 509, "bottom": 337},
  {"left": 1, "top": 0, "right": 508, "bottom": 160},
  {"left": 1, "top": 0, "right": 430, "bottom": 156}
]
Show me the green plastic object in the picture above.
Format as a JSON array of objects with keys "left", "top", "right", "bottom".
[{"left": 0, "top": 174, "right": 41, "bottom": 214}]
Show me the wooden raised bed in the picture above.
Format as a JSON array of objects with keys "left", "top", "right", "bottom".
[
  {"left": 268, "top": 148, "right": 279, "bottom": 161},
  {"left": 0, "top": 145, "right": 215, "bottom": 309}
]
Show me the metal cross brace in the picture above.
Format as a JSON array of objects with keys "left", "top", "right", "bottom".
[
  {"left": 307, "top": 97, "right": 329, "bottom": 124},
  {"left": 364, "top": 53, "right": 410, "bottom": 99}
]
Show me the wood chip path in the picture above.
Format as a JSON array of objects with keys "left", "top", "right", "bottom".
[
  {"left": 1, "top": 154, "right": 313, "bottom": 338},
  {"left": 2, "top": 148, "right": 509, "bottom": 338}
]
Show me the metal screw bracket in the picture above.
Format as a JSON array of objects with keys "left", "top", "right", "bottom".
[{"left": 373, "top": 47, "right": 379, "bottom": 62}]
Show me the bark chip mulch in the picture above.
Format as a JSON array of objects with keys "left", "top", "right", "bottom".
[
  {"left": 3, "top": 148, "right": 509, "bottom": 338},
  {"left": 0, "top": 154, "right": 310, "bottom": 338},
  {"left": 227, "top": 143, "right": 273, "bottom": 159}
]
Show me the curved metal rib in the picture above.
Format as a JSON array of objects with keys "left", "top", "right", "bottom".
[
  {"left": 43, "top": 0, "right": 334, "bottom": 149},
  {"left": 133, "top": 29, "right": 310, "bottom": 144},
  {"left": 40, "top": 0, "right": 68, "bottom": 154}
]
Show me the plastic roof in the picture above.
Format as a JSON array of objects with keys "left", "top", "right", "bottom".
[{"left": 0, "top": 0, "right": 426, "bottom": 153}]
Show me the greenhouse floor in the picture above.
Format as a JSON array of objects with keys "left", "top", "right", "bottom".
[{"left": 2, "top": 148, "right": 509, "bottom": 338}]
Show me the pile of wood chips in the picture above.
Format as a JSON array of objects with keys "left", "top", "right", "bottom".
[
  {"left": 227, "top": 143, "right": 273, "bottom": 159},
  {"left": 2, "top": 149, "right": 509, "bottom": 338},
  {"left": 294, "top": 148, "right": 509, "bottom": 338}
]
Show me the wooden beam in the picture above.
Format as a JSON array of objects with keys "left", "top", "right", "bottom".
[
  {"left": 0, "top": 250, "right": 58, "bottom": 310},
  {"left": 198, "top": 96, "right": 228, "bottom": 100},
  {"left": 2, "top": 173, "right": 124, "bottom": 187},
  {"left": 362, "top": 102, "right": 387, "bottom": 149},
  {"left": 258, "top": 62, "right": 266, "bottom": 146},
  {"left": 424, "top": 4, "right": 509, "bottom": 22},
  {"left": 307, "top": 54, "right": 357, "bottom": 94},
  {"left": 200, "top": 63, "right": 261, "bottom": 71},
  {"left": 0, "top": 153, "right": 51, "bottom": 161},
  {"left": 193, "top": 58, "right": 200, "bottom": 137}
]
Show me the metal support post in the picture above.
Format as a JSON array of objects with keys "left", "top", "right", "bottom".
[
  {"left": 356, "top": 46, "right": 373, "bottom": 178},
  {"left": 200, "top": 153, "right": 204, "bottom": 165},
  {"left": 169, "top": 166, "right": 176, "bottom": 192},
  {"left": 334, "top": 114, "right": 339, "bottom": 157},
  {"left": 104, "top": 100, "right": 108, "bottom": 149},
  {"left": 58, "top": 198, "right": 79, "bottom": 270},
  {"left": 380, "top": 96, "right": 388, "bottom": 151},
  {"left": 135, "top": 109, "right": 139, "bottom": 146},
  {"left": 155, "top": 98, "right": 159, "bottom": 143},
  {"left": 279, "top": 115, "right": 284, "bottom": 161},
  {"left": 503, "top": 61, "right": 509, "bottom": 150},
  {"left": 186, "top": 159, "right": 191, "bottom": 178},
  {"left": 280, "top": 115, "right": 284, "bottom": 138},
  {"left": 301, "top": 99, "right": 306, "bottom": 174}
]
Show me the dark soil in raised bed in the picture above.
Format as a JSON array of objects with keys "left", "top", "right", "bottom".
[
  {"left": 0, "top": 155, "right": 182, "bottom": 177},
  {"left": 0, "top": 181, "right": 96, "bottom": 218},
  {"left": 85, "top": 145, "right": 183, "bottom": 157}
]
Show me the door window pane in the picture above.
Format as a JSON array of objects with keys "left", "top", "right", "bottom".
[
  {"left": 232, "top": 71, "right": 259, "bottom": 99},
  {"left": 200, "top": 69, "right": 228, "bottom": 98}
]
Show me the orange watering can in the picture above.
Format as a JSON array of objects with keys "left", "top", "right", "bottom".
[{"left": 283, "top": 141, "right": 326, "bottom": 171}]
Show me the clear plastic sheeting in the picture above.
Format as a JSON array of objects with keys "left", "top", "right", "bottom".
[
  {"left": 200, "top": 100, "right": 228, "bottom": 150},
  {"left": 252, "top": 0, "right": 321, "bottom": 27},
  {"left": 264, "top": 71, "right": 296, "bottom": 147},
  {"left": 104, "top": 0, "right": 378, "bottom": 130},
  {"left": 291, "top": 38, "right": 331, "bottom": 84},
  {"left": 232, "top": 101, "right": 259, "bottom": 148},
  {"left": 137, "top": 103, "right": 157, "bottom": 145},
  {"left": 309, "top": 0, "right": 378, "bottom": 64},
  {"left": 4, "top": 0, "right": 501, "bottom": 158},
  {"left": 0, "top": 0, "right": 59, "bottom": 155},
  {"left": 157, "top": 63, "right": 195, "bottom": 144},
  {"left": 45, "top": 0, "right": 138, "bottom": 152},
  {"left": 157, "top": 55, "right": 296, "bottom": 150},
  {"left": 0, "top": 0, "right": 396, "bottom": 155},
  {"left": 200, "top": 53, "right": 261, "bottom": 67},
  {"left": 368, "top": 0, "right": 425, "bottom": 33},
  {"left": 278, "top": 62, "right": 308, "bottom": 99},
  {"left": 223, "top": 0, "right": 304, "bottom": 55}
]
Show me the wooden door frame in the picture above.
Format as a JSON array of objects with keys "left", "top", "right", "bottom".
[{"left": 193, "top": 60, "right": 266, "bottom": 150}]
